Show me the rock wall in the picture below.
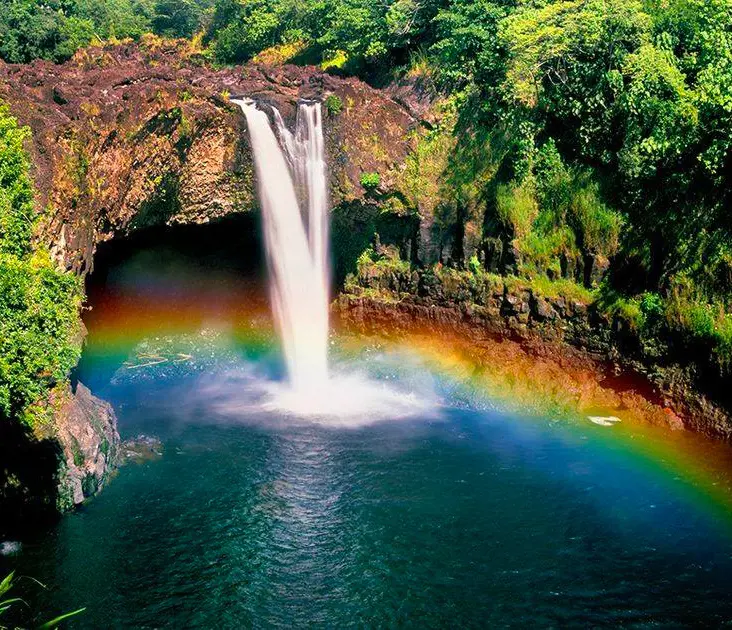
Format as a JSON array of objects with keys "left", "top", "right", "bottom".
[
  {"left": 0, "top": 39, "right": 419, "bottom": 275},
  {"left": 338, "top": 270, "right": 732, "bottom": 441},
  {"left": 55, "top": 383, "right": 120, "bottom": 510},
  {"left": 0, "top": 382, "right": 118, "bottom": 536}
]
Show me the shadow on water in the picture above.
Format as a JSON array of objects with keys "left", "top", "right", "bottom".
[
  {"left": 0, "top": 415, "right": 62, "bottom": 539},
  {"left": 77, "top": 213, "right": 270, "bottom": 390}
]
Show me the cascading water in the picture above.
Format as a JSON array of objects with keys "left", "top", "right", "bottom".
[
  {"left": 231, "top": 97, "right": 432, "bottom": 421},
  {"left": 233, "top": 99, "right": 329, "bottom": 391}
]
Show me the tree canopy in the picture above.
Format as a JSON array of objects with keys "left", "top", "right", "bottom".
[{"left": 0, "top": 0, "right": 730, "bottom": 371}]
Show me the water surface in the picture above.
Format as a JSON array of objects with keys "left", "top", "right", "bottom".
[{"left": 3, "top": 229, "right": 732, "bottom": 628}]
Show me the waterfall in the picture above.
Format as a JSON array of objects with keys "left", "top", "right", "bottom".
[
  {"left": 233, "top": 99, "right": 329, "bottom": 390},
  {"left": 231, "top": 98, "right": 431, "bottom": 422}
]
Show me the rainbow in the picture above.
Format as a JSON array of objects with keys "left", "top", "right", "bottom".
[
  {"left": 341, "top": 332, "right": 732, "bottom": 531},
  {"left": 79, "top": 285, "right": 732, "bottom": 533}
]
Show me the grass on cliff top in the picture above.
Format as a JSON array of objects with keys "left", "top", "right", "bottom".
[{"left": 504, "top": 274, "right": 595, "bottom": 304}]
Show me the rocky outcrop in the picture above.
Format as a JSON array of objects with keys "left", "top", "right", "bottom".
[
  {"left": 0, "top": 381, "right": 118, "bottom": 535},
  {"left": 120, "top": 435, "right": 163, "bottom": 464},
  {"left": 338, "top": 270, "right": 732, "bottom": 441},
  {"left": 55, "top": 382, "right": 120, "bottom": 509},
  {"left": 0, "top": 38, "right": 419, "bottom": 274}
]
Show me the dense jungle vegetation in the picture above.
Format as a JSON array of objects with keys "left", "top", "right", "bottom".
[
  {"left": 1, "top": 0, "right": 731, "bottom": 423},
  {"left": 0, "top": 103, "right": 82, "bottom": 429}
]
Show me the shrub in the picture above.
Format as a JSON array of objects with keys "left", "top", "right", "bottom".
[
  {"left": 665, "top": 275, "right": 732, "bottom": 370},
  {"left": 321, "top": 49, "right": 348, "bottom": 70},
  {"left": 569, "top": 182, "right": 623, "bottom": 258},
  {"left": 517, "top": 225, "right": 575, "bottom": 277},
  {"left": 495, "top": 179, "right": 538, "bottom": 238},
  {"left": 360, "top": 171, "right": 381, "bottom": 190},
  {"left": 468, "top": 254, "right": 481, "bottom": 275},
  {"left": 0, "top": 102, "right": 82, "bottom": 427},
  {"left": 602, "top": 295, "right": 645, "bottom": 330},
  {"left": 639, "top": 292, "right": 664, "bottom": 322},
  {"left": 324, "top": 94, "right": 343, "bottom": 116},
  {"left": 252, "top": 39, "right": 308, "bottom": 65},
  {"left": 0, "top": 104, "right": 34, "bottom": 258}
]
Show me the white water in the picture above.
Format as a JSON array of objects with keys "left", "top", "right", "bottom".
[
  {"left": 234, "top": 99, "right": 329, "bottom": 391},
  {"left": 234, "top": 98, "right": 433, "bottom": 421}
]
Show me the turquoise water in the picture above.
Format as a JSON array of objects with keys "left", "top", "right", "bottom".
[
  {"left": 3, "top": 228, "right": 732, "bottom": 628},
  {"left": 7, "top": 369, "right": 732, "bottom": 628}
]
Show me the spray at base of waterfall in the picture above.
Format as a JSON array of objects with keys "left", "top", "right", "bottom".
[
  {"left": 189, "top": 355, "right": 441, "bottom": 428},
  {"left": 231, "top": 99, "right": 439, "bottom": 425}
]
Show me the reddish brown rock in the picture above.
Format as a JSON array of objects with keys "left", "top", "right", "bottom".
[
  {"left": 0, "top": 39, "right": 419, "bottom": 275},
  {"left": 55, "top": 382, "right": 119, "bottom": 508}
]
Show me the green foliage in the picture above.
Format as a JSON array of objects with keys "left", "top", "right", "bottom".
[
  {"left": 639, "top": 291, "right": 663, "bottom": 323},
  {"left": 490, "top": 141, "right": 622, "bottom": 283},
  {"left": 0, "top": 572, "right": 21, "bottom": 618},
  {"left": 598, "top": 278, "right": 732, "bottom": 371},
  {"left": 73, "top": 0, "right": 154, "bottom": 40},
  {"left": 204, "top": 0, "right": 446, "bottom": 78},
  {"left": 1, "top": 571, "right": 86, "bottom": 628},
  {"left": 152, "top": 0, "right": 208, "bottom": 38},
  {"left": 495, "top": 179, "right": 538, "bottom": 239},
  {"left": 211, "top": 0, "right": 282, "bottom": 63},
  {"left": 568, "top": 182, "right": 622, "bottom": 258},
  {"left": 602, "top": 293, "right": 645, "bottom": 331},
  {"left": 0, "top": 104, "right": 34, "bottom": 258},
  {"left": 468, "top": 254, "right": 481, "bottom": 275},
  {"left": 0, "top": 0, "right": 215, "bottom": 63},
  {"left": 344, "top": 243, "right": 412, "bottom": 300},
  {"left": 0, "top": 250, "right": 83, "bottom": 426},
  {"left": 542, "top": 277, "right": 593, "bottom": 303},
  {"left": 516, "top": 226, "right": 575, "bottom": 279},
  {"left": 430, "top": 0, "right": 509, "bottom": 90},
  {"left": 324, "top": 94, "right": 343, "bottom": 116},
  {"left": 665, "top": 275, "right": 732, "bottom": 370},
  {"left": 0, "top": 103, "right": 82, "bottom": 427},
  {"left": 360, "top": 171, "right": 381, "bottom": 190},
  {"left": 398, "top": 101, "right": 459, "bottom": 226},
  {"left": 356, "top": 245, "right": 410, "bottom": 275}
]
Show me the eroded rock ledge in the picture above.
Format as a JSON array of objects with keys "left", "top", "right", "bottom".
[
  {"left": 0, "top": 39, "right": 418, "bottom": 275},
  {"left": 336, "top": 279, "right": 732, "bottom": 441},
  {"left": 55, "top": 382, "right": 119, "bottom": 509}
]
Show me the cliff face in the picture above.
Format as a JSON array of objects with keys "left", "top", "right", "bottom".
[
  {"left": 338, "top": 265, "right": 732, "bottom": 441},
  {"left": 55, "top": 382, "right": 120, "bottom": 509},
  {"left": 0, "top": 40, "right": 421, "bottom": 523},
  {"left": 0, "top": 39, "right": 419, "bottom": 275}
]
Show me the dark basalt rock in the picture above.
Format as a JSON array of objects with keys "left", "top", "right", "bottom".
[
  {"left": 0, "top": 381, "right": 118, "bottom": 534},
  {"left": 530, "top": 295, "right": 557, "bottom": 322},
  {"left": 55, "top": 382, "right": 120, "bottom": 509},
  {"left": 337, "top": 269, "right": 732, "bottom": 442}
]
